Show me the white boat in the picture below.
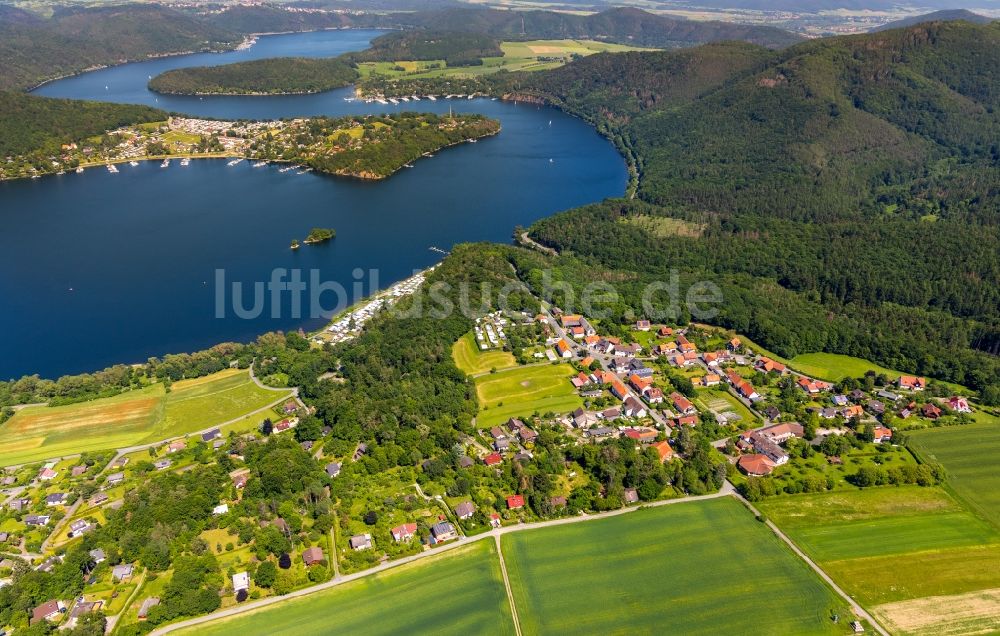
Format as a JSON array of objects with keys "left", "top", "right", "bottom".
[
  {"left": 389, "top": 98, "right": 399, "bottom": 105},
  {"left": 227, "top": 158, "right": 243, "bottom": 167},
  {"left": 279, "top": 166, "right": 293, "bottom": 173},
  {"left": 467, "top": 139, "right": 477, "bottom": 143},
  {"left": 403, "top": 163, "right": 414, "bottom": 168},
  {"left": 160, "top": 159, "right": 170, "bottom": 168},
  {"left": 129, "top": 161, "right": 139, "bottom": 167},
  {"left": 468, "top": 95, "right": 475, "bottom": 100},
  {"left": 106, "top": 164, "right": 119, "bottom": 173},
  {"left": 376, "top": 98, "right": 388, "bottom": 105},
  {"left": 75, "top": 167, "right": 85, "bottom": 173},
  {"left": 427, "top": 95, "right": 437, "bottom": 101},
  {"left": 411, "top": 95, "right": 420, "bottom": 101},
  {"left": 400, "top": 96, "right": 409, "bottom": 102},
  {"left": 180, "top": 158, "right": 191, "bottom": 166},
  {"left": 253, "top": 161, "right": 267, "bottom": 168}
]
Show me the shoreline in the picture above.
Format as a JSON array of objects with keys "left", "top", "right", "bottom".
[{"left": 26, "top": 27, "right": 385, "bottom": 93}]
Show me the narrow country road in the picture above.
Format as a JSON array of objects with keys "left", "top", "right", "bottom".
[
  {"left": 736, "top": 492, "right": 889, "bottom": 636},
  {"left": 494, "top": 534, "right": 522, "bottom": 636}
]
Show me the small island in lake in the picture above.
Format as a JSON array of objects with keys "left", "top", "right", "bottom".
[
  {"left": 303, "top": 228, "right": 335, "bottom": 244},
  {"left": 148, "top": 57, "right": 359, "bottom": 95},
  {"left": 290, "top": 239, "right": 300, "bottom": 250}
]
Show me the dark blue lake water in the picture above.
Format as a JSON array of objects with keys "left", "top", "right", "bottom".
[{"left": 2, "top": 30, "right": 626, "bottom": 378}]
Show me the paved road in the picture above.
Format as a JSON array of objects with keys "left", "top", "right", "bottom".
[{"left": 151, "top": 485, "right": 734, "bottom": 635}]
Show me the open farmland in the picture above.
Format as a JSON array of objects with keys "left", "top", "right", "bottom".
[
  {"left": 474, "top": 364, "right": 582, "bottom": 428},
  {"left": 175, "top": 541, "right": 514, "bottom": 636},
  {"left": 758, "top": 487, "right": 1000, "bottom": 634},
  {"left": 502, "top": 497, "right": 852, "bottom": 634},
  {"left": 908, "top": 412, "right": 1000, "bottom": 528},
  {"left": 357, "top": 39, "right": 652, "bottom": 81},
  {"left": 0, "top": 369, "right": 290, "bottom": 466},
  {"left": 452, "top": 331, "right": 516, "bottom": 376}
]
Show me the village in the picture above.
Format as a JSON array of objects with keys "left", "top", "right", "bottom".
[{"left": 0, "top": 302, "right": 980, "bottom": 633}]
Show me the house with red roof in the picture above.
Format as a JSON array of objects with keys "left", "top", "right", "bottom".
[
  {"left": 872, "top": 426, "right": 893, "bottom": 443},
  {"left": 651, "top": 441, "right": 674, "bottom": 463},
  {"left": 623, "top": 427, "right": 657, "bottom": 442},
  {"left": 670, "top": 392, "right": 696, "bottom": 415},
  {"left": 391, "top": 523, "right": 418, "bottom": 543},
  {"left": 658, "top": 326, "right": 673, "bottom": 338},
  {"left": 645, "top": 387, "right": 664, "bottom": 404},
  {"left": 483, "top": 453, "right": 502, "bottom": 467},
  {"left": 672, "top": 415, "right": 699, "bottom": 427},
  {"left": 898, "top": 375, "right": 926, "bottom": 391},
  {"left": 727, "top": 337, "right": 741, "bottom": 351},
  {"left": 629, "top": 374, "right": 652, "bottom": 393},
  {"left": 756, "top": 357, "right": 786, "bottom": 374},
  {"left": 610, "top": 379, "right": 629, "bottom": 400},
  {"left": 737, "top": 454, "right": 776, "bottom": 477},
  {"left": 506, "top": 495, "right": 525, "bottom": 510},
  {"left": 922, "top": 403, "right": 942, "bottom": 419},
  {"left": 555, "top": 339, "right": 572, "bottom": 358},
  {"left": 947, "top": 396, "right": 971, "bottom": 413},
  {"left": 571, "top": 371, "right": 590, "bottom": 388}
]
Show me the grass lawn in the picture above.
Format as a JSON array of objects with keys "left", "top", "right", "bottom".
[
  {"left": 908, "top": 412, "right": 1000, "bottom": 529},
  {"left": 503, "top": 498, "right": 852, "bottom": 635},
  {"left": 178, "top": 541, "right": 515, "bottom": 636},
  {"left": 452, "top": 332, "right": 516, "bottom": 376},
  {"left": 474, "top": 364, "right": 582, "bottom": 428},
  {"left": 0, "top": 370, "right": 290, "bottom": 466},
  {"left": 758, "top": 487, "right": 1000, "bottom": 613}
]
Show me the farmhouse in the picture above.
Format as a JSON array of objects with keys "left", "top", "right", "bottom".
[
  {"left": 153, "top": 459, "right": 172, "bottom": 471},
  {"left": 25, "top": 515, "right": 50, "bottom": 527},
  {"left": 797, "top": 377, "right": 832, "bottom": 394},
  {"left": 635, "top": 319, "right": 651, "bottom": 331},
  {"left": 105, "top": 472, "right": 125, "bottom": 487},
  {"left": 658, "top": 326, "right": 673, "bottom": 337},
  {"left": 66, "top": 600, "right": 102, "bottom": 629},
  {"left": 506, "top": 495, "right": 525, "bottom": 510},
  {"left": 38, "top": 467, "right": 58, "bottom": 481},
  {"left": 89, "top": 549, "right": 106, "bottom": 564},
  {"left": 727, "top": 337, "right": 741, "bottom": 351},
  {"left": 201, "top": 428, "right": 222, "bottom": 442},
  {"left": 167, "top": 440, "right": 186, "bottom": 453},
  {"left": 737, "top": 454, "right": 776, "bottom": 477},
  {"left": 483, "top": 453, "right": 503, "bottom": 467},
  {"left": 302, "top": 547, "right": 324, "bottom": 566},
  {"left": 45, "top": 493, "right": 67, "bottom": 506},
  {"left": 947, "top": 396, "right": 971, "bottom": 412},
  {"left": 349, "top": 534, "right": 373, "bottom": 551},
  {"left": 652, "top": 441, "right": 675, "bottom": 463},
  {"left": 326, "top": 462, "right": 342, "bottom": 478},
  {"left": 431, "top": 522, "right": 458, "bottom": 542},
  {"left": 622, "top": 397, "right": 647, "bottom": 418},
  {"left": 756, "top": 357, "right": 786, "bottom": 374},
  {"left": 391, "top": 523, "right": 418, "bottom": 543},
  {"left": 112, "top": 563, "right": 134, "bottom": 582},
  {"left": 898, "top": 375, "right": 926, "bottom": 391},
  {"left": 31, "top": 600, "right": 65, "bottom": 625},
  {"left": 624, "top": 427, "right": 657, "bottom": 442},
  {"left": 455, "top": 501, "right": 476, "bottom": 520},
  {"left": 68, "top": 519, "right": 92, "bottom": 537},
  {"left": 670, "top": 392, "right": 696, "bottom": 415},
  {"left": 873, "top": 426, "right": 893, "bottom": 443},
  {"left": 555, "top": 339, "right": 573, "bottom": 358},
  {"left": 922, "top": 403, "right": 942, "bottom": 419}
]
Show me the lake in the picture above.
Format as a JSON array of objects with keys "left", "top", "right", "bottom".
[{"left": 1, "top": 30, "right": 626, "bottom": 379}]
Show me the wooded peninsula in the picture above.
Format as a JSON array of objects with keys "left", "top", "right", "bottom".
[{"left": 148, "top": 57, "right": 359, "bottom": 96}]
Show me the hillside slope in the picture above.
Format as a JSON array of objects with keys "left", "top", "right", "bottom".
[{"left": 513, "top": 22, "right": 1000, "bottom": 397}]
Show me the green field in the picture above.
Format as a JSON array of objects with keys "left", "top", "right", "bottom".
[
  {"left": 474, "top": 364, "right": 583, "bottom": 428},
  {"left": 758, "top": 487, "right": 1000, "bottom": 633},
  {"left": 502, "top": 497, "right": 851, "bottom": 634},
  {"left": 176, "top": 541, "right": 515, "bottom": 636},
  {"left": 909, "top": 413, "right": 1000, "bottom": 528},
  {"left": 452, "top": 332, "right": 516, "bottom": 376},
  {"left": 0, "top": 369, "right": 290, "bottom": 466},
  {"left": 358, "top": 39, "right": 651, "bottom": 81}
]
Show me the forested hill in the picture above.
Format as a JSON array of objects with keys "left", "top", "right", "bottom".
[
  {"left": 873, "top": 10, "right": 993, "bottom": 31},
  {"left": 0, "top": 91, "right": 165, "bottom": 158},
  {"left": 149, "top": 57, "right": 358, "bottom": 95},
  {"left": 0, "top": 4, "right": 237, "bottom": 90},
  {"left": 508, "top": 21, "right": 1000, "bottom": 399},
  {"left": 348, "top": 31, "right": 504, "bottom": 67},
  {"left": 394, "top": 7, "right": 803, "bottom": 49}
]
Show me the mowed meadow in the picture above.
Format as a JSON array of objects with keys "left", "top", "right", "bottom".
[
  {"left": 502, "top": 497, "right": 852, "bottom": 635},
  {"left": 452, "top": 331, "right": 516, "bottom": 376},
  {"left": 758, "top": 486, "right": 1000, "bottom": 635},
  {"left": 0, "top": 369, "right": 290, "bottom": 465},
  {"left": 474, "top": 364, "right": 582, "bottom": 428},
  {"left": 177, "top": 541, "right": 516, "bottom": 636}
]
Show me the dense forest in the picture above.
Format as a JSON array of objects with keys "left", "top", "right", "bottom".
[
  {"left": 0, "top": 91, "right": 165, "bottom": 158},
  {"left": 349, "top": 30, "right": 503, "bottom": 68},
  {"left": 149, "top": 57, "right": 358, "bottom": 95}
]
